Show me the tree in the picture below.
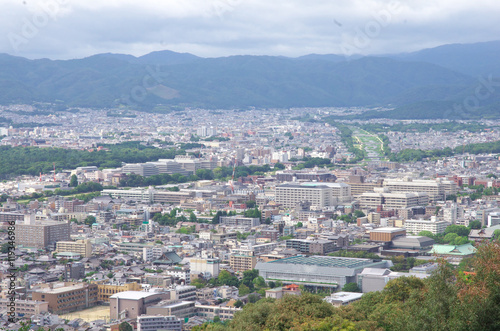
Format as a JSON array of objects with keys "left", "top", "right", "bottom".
[
  {"left": 84, "top": 215, "right": 96, "bottom": 227},
  {"left": 234, "top": 299, "right": 244, "bottom": 308},
  {"left": 296, "top": 222, "right": 303, "bottom": 228},
  {"left": 248, "top": 293, "right": 261, "bottom": 303},
  {"left": 1, "top": 242, "right": 10, "bottom": 253},
  {"left": 274, "top": 162, "right": 285, "bottom": 170},
  {"left": 445, "top": 224, "right": 470, "bottom": 237},
  {"left": 253, "top": 276, "right": 266, "bottom": 289},
  {"left": 342, "top": 282, "right": 361, "bottom": 292},
  {"left": 189, "top": 211, "right": 198, "bottom": 223},
  {"left": 238, "top": 284, "right": 250, "bottom": 296},
  {"left": 468, "top": 220, "right": 482, "bottom": 229},
  {"left": 69, "top": 174, "right": 78, "bottom": 187},
  {"left": 245, "top": 200, "right": 256, "bottom": 208},
  {"left": 119, "top": 322, "right": 133, "bottom": 331}
]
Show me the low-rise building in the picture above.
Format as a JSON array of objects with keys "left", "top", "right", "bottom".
[
  {"left": 137, "top": 315, "right": 183, "bottom": 331},
  {"left": 32, "top": 283, "right": 98, "bottom": 314}
]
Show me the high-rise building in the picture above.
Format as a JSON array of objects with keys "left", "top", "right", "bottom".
[{"left": 16, "top": 216, "right": 70, "bottom": 249}]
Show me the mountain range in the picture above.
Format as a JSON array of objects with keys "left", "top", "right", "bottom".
[{"left": 0, "top": 40, "right": 499, "bottom": 119}]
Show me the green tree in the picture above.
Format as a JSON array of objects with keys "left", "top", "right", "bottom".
[
  {"left": 234, "top": 299, "right": 244, "bottom": 308},
  {"left": 468, "top": 220, "right": 482, "bottom": 229},
  {"left": 69, "top": 174, "right": 78, "bottom": 187},
  {"left": 274, "top": 162, "right": 285, "bottom": 170},
  {"left": 84, "top": 215, "right": 96, "bottom": 227},
  {"left": 238, "top": 284, "right": 250, "bottom": 296},
  {"left": 119, "top": 321, "right": 133, "bottom": 331},
  {"left": 342, "top": 282, "right": 361, "bottom": 292},
  {"left": 1, "top": 242, "right": 10, "bottom": 253}
]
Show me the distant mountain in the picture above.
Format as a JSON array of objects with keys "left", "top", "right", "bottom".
[
  {"left": 391, "top": 40, "right": 500, "bottom": 77},
  {"left": 0, "top": 41, "right": 498, "bottom": 118}
]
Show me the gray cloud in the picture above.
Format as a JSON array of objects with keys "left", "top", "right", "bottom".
[{"left": 0, "top": 0, "right": 499, "bottom": 59}]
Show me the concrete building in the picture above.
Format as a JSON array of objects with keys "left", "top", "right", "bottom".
[
  {"left": 0, "top": 299, "right": 48, "bottom": 318},
  {"left": 190, "top": 258, "right": 220, "bottom": 278},
  {"left": 172, "top": 286, "right": 197, "bottom": 301},
  {"left": 96, "top": 282, "right": 142, "bottom": 303},
  {"left": 64, "top": 262, "right": 85, "bottom": 281},
  {"left": 265, "top": 284, "right": 301, "bottom": 299},
  {"left": 219, "top": 216, "right": 260, "bottom": 227},
  {"left": 122, "top": 163, "right": 159, "bottom": 177},
  {"left": 56, "top": 239, "right": 92, "bottom": 258},
  {"left": 369, "top": 228, "right": 406, "bottom": 242},
  {"left": 324, "top": 292, "right": 363, "bottom": 306},
  {"left": 16, "top": 217, "right": 70, "bottom": 249},
  {"left": 359, "top": 190, "right": 429, "bottom": 210},
  {"left": 286, "top": 239, "right": 339, "bottom": 255},
  {"left": 109, "top": 291, "right": 170, "bottom": 320},
  {"left": 275, "top": 170, "right": 336, "bottom": 182},
  {"left": 195, "top": 304, "right": 242, "bottom": 321},
  {"left": 146, "top": 300, "right": 196, "bottom": 320},
  {"left": 32, "top": 283, "right": 98, "bottom": 314},
  {"left": 256, "top": 256, "right": 391, "bottom": 290},
  {"left": 404, "top": 218, "right": 449, "bottom": 235},
  {"left": 137, "top": 315, "right": 183, "bottom": 331},
  {"left": 383, "top": 178, "right": 457, "bottom": 201},
  {"left": 230, "top": 254, "right": 257, "bottom": 272},
  {"left": 276, "top": 183, "right": 334, "bottom": 208},
  {"left": 166, "top": 267, "right": 191, "bottom": 285}
]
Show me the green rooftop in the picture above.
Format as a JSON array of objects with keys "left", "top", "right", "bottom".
[{"left": 429, "top": 244, "right": 477, "bottom": 256}]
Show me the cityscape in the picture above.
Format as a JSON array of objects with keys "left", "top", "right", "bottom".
[{"left": 1, "top": 1, "right": 500, "bottom": 331}]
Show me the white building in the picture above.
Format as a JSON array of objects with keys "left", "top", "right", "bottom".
[
  {"left": 190, "top": 258, "right": 220, "bottom": 278},
  {"left": 404, "top": 217, "right": 449, "bottom": 235}
]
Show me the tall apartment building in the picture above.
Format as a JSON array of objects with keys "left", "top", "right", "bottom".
[
  {"left": 137, "top": 315, "right": 183, "bottom": 331},
  {"left": 286, "top": 239, "right": 338, "bottom": 255},
  {"left": 32, "top": 283, "right": 98, "bottom": 314},
  {"left": 16, "top": 217, "right": 70, "bottom": 249},
  {"left": 229, "top": 254, "right": 257, "bottom": 272},
  {"left": 56, "top": 239, "right": 92, "bottom": 258}
]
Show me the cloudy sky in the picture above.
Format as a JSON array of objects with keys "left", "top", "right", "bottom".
[{"left": 1, "top": 0, "right": 499, "bottom": 59}]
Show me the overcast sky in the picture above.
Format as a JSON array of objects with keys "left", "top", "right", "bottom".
[{"left": 1, "top": 0, "right": 499, "bottom": 59}]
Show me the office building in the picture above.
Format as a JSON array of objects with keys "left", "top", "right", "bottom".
[
  {"left": 190, "top": 258, "right": 220, "bottom": 278},
  {"left": 219, "top": 216, "right": 260, "bottom": 227},
  {"left": 404, "top": 218, "right": 450, "bottom": 235},
  {"left": 146, "top": 300, "right": 196, "bottom": 320},
  {"left": 286, "top": 239, "right": 339, "bottom": 255},
  {"left": 276, "top": 183, "right": 334, "bottom": 208},
  {"left": 359, "top": 190, "right": 428, "bottom": 210},
  {"left": 383, "top": 178, "right": 457, "bottom": 201}
]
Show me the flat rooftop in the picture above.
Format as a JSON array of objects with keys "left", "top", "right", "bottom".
[
  {"left": 269, "top": 255, "right": 378, "bottom": 269},
  {"left": 109, "top": 291, "right": 162, "bottom": 300}
]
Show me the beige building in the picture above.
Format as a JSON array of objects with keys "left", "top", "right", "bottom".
[
  {"left": 383, "top": 178, "right": 457, "bottom": 201},
  {"left": 359, "top": 190, "right": 429, "bottom": 210},
  {"left": 96, "top": 282, "right": 142, "bottom": 302},
  {"left": 229, "top": 255, "right": 256, "bottom": 272},
  {"left": 16, "top": 218, "right": 70, "bottom": 249},
  {"left": 0, "top": 299, "right": 48, "bottom": 318},
  {"left": 32, "top": 282, "right": 98, "bottom": 314},
  {"left": 56, "top": 239, "right": 92, "bottom": 258}
]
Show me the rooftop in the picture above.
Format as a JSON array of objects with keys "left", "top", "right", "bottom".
[
  {"left": 269, "top": 255, "right": 379, "bottom": 269},
  {"left": 109, "top": 291, "right": 162, "bottom": 300}
]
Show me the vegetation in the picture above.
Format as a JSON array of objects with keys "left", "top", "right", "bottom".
[
  {"left": 195, "top": 242, "right": 500, "bottom": 331},
  {"left": 0, "top": 141, "right": 182, "bottom": 179}
]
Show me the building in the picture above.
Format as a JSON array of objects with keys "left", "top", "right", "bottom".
[
  {"left": 219, "top": 216, "right": 260, "bottom": 227},
  {"left": 404, "top": 218, "right": 449, "bottom": 235},
  {"left": 383, "top": 178, "right": 457, "bottom": 201},
  {"left": 369, "top": 227, "right": 406, "bottom": 242},
  {"left": 359, "top": 190, "right": 429, "bottom": 210},
  {"left": 256, "top": 256, "right": 391, "bottom": 290},
  {"left": 32, "top": 283, "right": 98, "bottom": 314},
  {"left": 276, "top": 183, "right": 334, "bottom": 208},
  {"left": 275, "top": 170, "right": 336, "bottom": 182},
  {"left": 166, "top": 267, "right": 191, "bottom": 285},
  {"left": 190, "top": 258, "right": 220, "bottom": 278},
  {"left": 390, "top": 236, "right": 435, "bottom": 251},
  {"left": 195, "top": 304, "right": 242, "bottom": 320},
  {"left": 96, "top": 282, "right": 142, "bottom": 303},
  {"left": 56, "top": 239, "right": 92, "bottom": 258},
  {"left": 122, "top": 163, "right": 160, "bottom": 177},
  {"left": 109, "top": 291, "right": 170, "bottom": 320},
  {"left": 0, "top": 299, "right": 48, "bottom": 318},
  {"left": 172, "top": 286, "right": 197, "bottom": 301},
  {"left": 16, "top": 218, "right": 70, "bottom": 249},
  {"left": 229, "top": 254, "right": 257, "bottom": 272},
  {"left": 146, "top": 300, "right": 196, "bottom": 320},
  {"left": 286, "top": 239, "right": 339, "bottom": 255},
  {"left": 64, "top": 262, "right": 85, "bottom": 281},
  {"left": 324, "top": 292, "right": 363, "bottom": 306},
  {"left": 137, "top": 315, "right": 183, "bottom": 331},
  {"left": 265, "top": 284, "right": 301, "bottom": 299}
]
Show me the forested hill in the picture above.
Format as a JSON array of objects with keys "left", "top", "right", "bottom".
[{"left": 0, "top": 40, "right": 498, "bottom": 118}]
